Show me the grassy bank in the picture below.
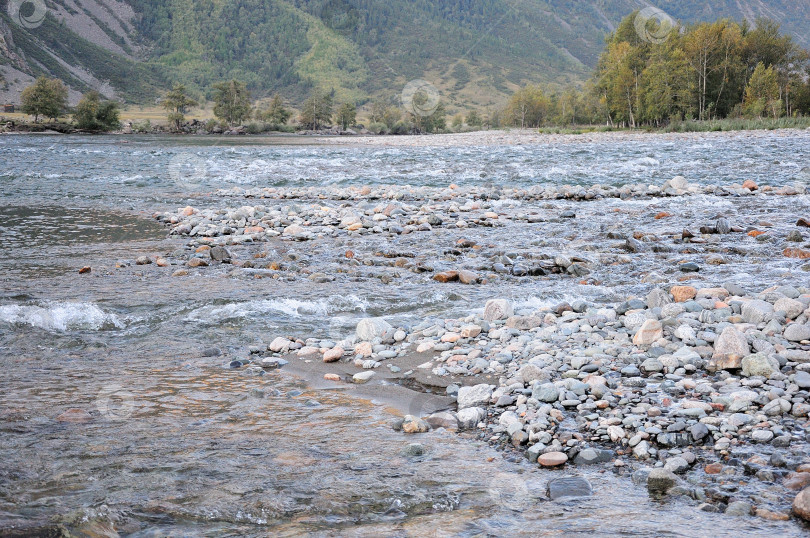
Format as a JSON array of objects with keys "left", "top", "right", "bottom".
[{"left": 538, "top": 117, "right": 810, "bottom": 136}]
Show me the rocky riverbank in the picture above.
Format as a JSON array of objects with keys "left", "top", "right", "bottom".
[{"left": 139, "top": 172, "right": 810, "bottom": 527}]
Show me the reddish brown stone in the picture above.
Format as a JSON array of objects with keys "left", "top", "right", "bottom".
[
  {"left": 784, "top": 248, "right": 810, "bottom": 259},
  {"left": 78, "top": 266, "right": 91, "bottom": 274},
  {"left": 433, "top": 271, "right": 459, "bottom": 283}
]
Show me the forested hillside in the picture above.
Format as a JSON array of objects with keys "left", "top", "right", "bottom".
[{"left": 1, "top": 0, "right": 809, "bottom": 107}]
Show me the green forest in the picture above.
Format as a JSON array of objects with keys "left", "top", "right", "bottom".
[{"left": 503, "top": 14, "right": 810, "bottom": 129}]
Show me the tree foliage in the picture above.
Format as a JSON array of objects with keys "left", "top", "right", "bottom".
[
  {"left": 74, "top": 91, "right": 120, "bottom": 131},
  {"left": 300, "top": 90, "right": 333, "bottom": 130},
  {"left": 336, "top": 102, "right": 357, "bottom": 130},
  {"left": 20, "top": 77, "right": 68, "bottom": 122},
  {"left": 212, "top": 80, "right": 251, "bottom": 126},
  {"left": 257, "top": 94, "right": 292, "bottom": 125},
  {"left": 162, "top": 84, "right": 198, "bottom": 131}
]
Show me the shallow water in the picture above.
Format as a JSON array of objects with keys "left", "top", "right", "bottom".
[{"left": 1, "top": 133, "right": 809, "bottom": 535}]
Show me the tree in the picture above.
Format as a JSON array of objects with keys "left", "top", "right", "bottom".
[
  {"left": 162, "top": 84, "right": 198, "bottom": 131},
  {"left": 505, "top": 85, "right": 550, "bottom": 128},
  {"left": 451, "top": 113, "right": 464, "bottom": 129},
  {"left": 74, "top": 91, "right": 120, "bottom": 131},
  {"left": 20, "top": 77, "right": 68, "bottom": 122},
  {"left": 744, "top": 62, "right": 782, "bottom": 118},
  {"left": 300, "top": 90, "right": 333, "bottom": 130},
  {"left": 370, "top": 100, "right": 401, "bottom": 129},
  {"left": 409, "top": 101, "right": 446, "bottom": 133},
  {"left": 258, "top": 94, "right": 291, "bottom": 125},
  {"left": 466, "top": 110, "right": 483, "bottom": 127},
  {"left": 212, "top": 80, "right": 251, "bottom": 126},
  {"left": 336, "top": 102, "right": 356, "bottom": 130}
]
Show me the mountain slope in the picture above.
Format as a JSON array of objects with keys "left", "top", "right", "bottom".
[{"left": 1, "top": 0, "right": 809, "bottom": 108}]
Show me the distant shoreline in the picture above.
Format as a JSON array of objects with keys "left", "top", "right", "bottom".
[{"left": 3, "top": 124, "right": 809, "bottom": 148}]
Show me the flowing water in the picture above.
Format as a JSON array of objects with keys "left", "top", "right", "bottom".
[{"left": 1, "top": 132, "right": 809, "bottom": 536}]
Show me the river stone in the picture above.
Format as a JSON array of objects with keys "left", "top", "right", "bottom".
[
  {"left": 793, "top": 488, "right": 810, "bottom": 521},
  {"left": 725, "top": 501, "right": 753, "bottom": 516},
  {"left": 401, "top": 415, "right": 430, "bottom": 434},
  {"left": 641, "top": 357, "right": 664, "bottom": 373},
  {"left": 785, "top": 323, "right": 810, "bottom": 342},
  {"left": 741, "top": 353, "right": 779, "bottom": 378},
  {"left": 727, "top": 390, "right": 758, "bottom": 412},
  {"left": 268, "top": 337, "right": 292, "bottom": 353},
  {"left": 538, "top": 451, "right": 568, "bottom": 467},
  {"left": 353, "top": 371, "right": 375, "bottom": 384},
  {"left": 752, "top": 429, "right": 774, "bottom": 443},
  {"left": 647, "top": 288, "right": 672, "bottom": 309},
  {"left": 742, "top": 300, "right": 774, "bottom": 324},
  {"left": 633, "top": 319, "right": 663, "bottom": 346},
  {"left": 533, "top": 383, "right": 559, "bottom": 403},
  {"left": 457, "top": 384, "right": 494, "bottom": 409},
  {"left": 671, "top": 286, "right": 697, "bottom": 303},
  {"left": 709, "top": 326, "right": 749, "bottom": 370},
  {"left": 356, "top": 318, "right": 393, "bottom": 341},
  {"left": 664, "top": 456, "right": 689, "bottom": 474},
  {"left": 574, "top": 448, "right": 614, "bottom": 465},
  {"left": 775, "top": 297, "right": 805, "bottom": 319},
  {"left": 647, "top": 468, "right": 679, "bottom": 494},
  {"left": 547, "top": 476, "right": 593, "bottom": 500},
  {"left": 483, "top": 299, "right": 513, "bottom": 321},
  {"left": 795, "top": 371, "right": 810, "bottom": 389},
  {"left": 669, "top": 176, "right": 689, "bottom": 190},
  {"left": 456, "top": 407, "right": 485, "bottom": 429}
]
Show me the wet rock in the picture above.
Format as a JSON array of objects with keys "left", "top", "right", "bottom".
[
  {"left": 794, "top": 488, "right": 810, "bottom": 521},
  {"left": 210, "top": 246, "right": 231, "bottom": 261},
  {"left": 647, "top": 468, "right": 679, "bottom": 494},
  {"left": 456, "top": 407, "right": 485, "bottom": 429},
  {"left": 136, "top": 256, "right": 152, "bottom": 265},
  {"left": 725, "top": 501, "right": 752, "bottom": 516},
  {"left": 679, "top": 262, "right": 700, "bottom": 272},
  {"left": 547, "top": 476, "right": 593, "bottom": 500},
  {"left": 56, "top": 409, "right": 93, "bottom": 423},
  {"left": 573, "top": 448, "right": 614, "bottom": 465},
  {"left": 533, "top": 383, "right": 559, "bottom": 403},
  {"left": 402, "top": 443, "right": 425, "bottom": 456}
]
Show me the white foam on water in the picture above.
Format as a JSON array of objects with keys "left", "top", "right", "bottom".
[
  {"left": 185, "top": 294, "right": 369, "bottom": 324},
  {"left": 0, "top": 302, "right": 124, "bottom": 331}
]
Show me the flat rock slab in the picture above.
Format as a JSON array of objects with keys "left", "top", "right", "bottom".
[{"left": 547, "top": 476, "right": 593, "bottom": 500}]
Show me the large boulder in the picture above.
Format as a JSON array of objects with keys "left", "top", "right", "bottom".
[
  {"left": 483, "top": 299, "right": 513, "bottom": 321},
  {"left": 709, "top": 326, "right": 749, "bottom": 370},
  {"left": 793, "top": 487, "right": 810, "bottom": 521},
  {"left": 647, "top": 468, "right": 679, "bottom": 494},
  {"left": 457, "top": 384, "right": 494, "bottom": 409},
  {"left": 785, "top": 323, "right": 810, "bottom": 342},
  {"left": 356, "top": 318, "right": 393, "bottom": 341},
  {"left": 633, "top": 319, "right": 663, "bottom": 346},
  {"left": 456, "top": 407, "right": 486, "bottom": 429},
  {"left": 741, "top": 353, "right": 780, "bottom": 378},
  {"left": 741, "top": 300, "right": 773, "bottom": 324}
]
